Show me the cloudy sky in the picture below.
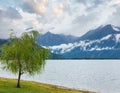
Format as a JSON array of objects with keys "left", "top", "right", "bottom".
[{"left": 0, "top": 0, "right": 120, "bottom": 38}]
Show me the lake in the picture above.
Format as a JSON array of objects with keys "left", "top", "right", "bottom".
[{"left": 0, "top": 60, "right": 120, "bottom": 93}]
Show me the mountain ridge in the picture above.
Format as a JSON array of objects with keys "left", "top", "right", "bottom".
[
  {"left": 37, "top": 31, "right": 79, "bottom": 46},
  {"left": 39, "top": 24, "right": 120, "bottom": 59},
  {"left": 77, "top": 24, "right": 120, "bottom": 41},
  {"left": 0, "top": 24, "right": 120, "bottom": 59}
]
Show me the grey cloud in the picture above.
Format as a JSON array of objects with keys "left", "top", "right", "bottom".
[
  {"left": 0, "top": 0, "right": 120, "bottom": 38},
  {"left": 19, "top": 0, "right": 49, "bottom": 14},
  {"left": 114, "top": 7, "right": 120, "bottom": 18},
  {"left": 0, "top": 22, "right": 11, "bottom": 39},
  {"left": 72, "top": 13, "right": 97, "bottom": 25},
  {"left": 73, "top": 0, "right": 105, "bottom": 5},
  {"left": 3, "top": 0, "right": 46, "bottom": 14},
  {"left": 86, "top": 0, "right": 108, "bottom": 11},
  {"left": 21, "top": 2, "right": 35, "bottom": 13},
  {"left": 0, "top": 0, "right": 34, "bottom": 13},
  {"left": 108, "top": 6, "right": 120, "bottom": 25},
  {"left": 12, "top": 0, "right": 36, "bottom": 13},
  {"left": 0, "top": 7, "right": 22, "bottom": 19},
  {"left": 94, "top": 0, "right": 105, "bottom": 5},
  {"left": 73, "top": 0, "right": 87, "bottom": 4},
  {"left": 73, "top": 0, "right": 107, "bottom": 11}
]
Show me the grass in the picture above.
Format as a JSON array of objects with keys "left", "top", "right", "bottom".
[{"left": 0, "top": 77, "right": 96, "bottom": 93}]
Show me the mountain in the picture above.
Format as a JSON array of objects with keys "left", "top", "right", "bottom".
[
  {"left": 45, "top": 24, "right": 120, "bottom": 59},
  {"left": 0, "top": 39, "right": 8, "bottom": 45},
  {"left": 78, "top": 24, "right": 120, "bottom": 40},
  {"left": 37, "top": 31, "right": 79, "bottom": 46},
  {"left": 0, "top": 39, "right": 9, "bottom": 56}
]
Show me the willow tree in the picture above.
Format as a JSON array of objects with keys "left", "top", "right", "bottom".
[{"left": 0, "top": 31, "right": 50, "bottom": 88}]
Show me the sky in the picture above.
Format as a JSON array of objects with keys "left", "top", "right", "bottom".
[{"left": 0, "top": 0, "right": 120, "bottom": 38}]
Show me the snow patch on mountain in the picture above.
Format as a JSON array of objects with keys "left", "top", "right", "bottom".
[
  {"left": 115, "top": 34, "right": 120, "bottom": 42},
  {"left": 48, "top": 34, "right": 120, "bottom": 54},
  {"left": 89, "top": 47, "right": 114, "bottom": 51},
  {"left": 112, "top": 25, "right": 120, "bottom": 32},
  {"left": 101, "top": 35, "right": 111, "bottom": 40},
  {"left": 48, "top": 43, "right": 74, "bottom": 54}
]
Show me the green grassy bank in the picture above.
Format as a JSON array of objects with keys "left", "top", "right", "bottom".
[{"left": 0, "top": 78, "right": 96, "bottom": 93}]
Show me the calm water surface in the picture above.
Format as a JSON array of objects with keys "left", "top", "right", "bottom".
[{"left": 0, "top": 60, "right": 120, "bottom": 93}]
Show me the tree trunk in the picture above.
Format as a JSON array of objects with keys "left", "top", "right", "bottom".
[{"left": 17, "top": 68, "right": 21, "bottom": 88}]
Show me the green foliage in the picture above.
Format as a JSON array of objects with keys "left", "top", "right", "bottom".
[
  {"left": 1, "top": 31, "right": 49, "bottom": 75},
  {"left": 0, "top": 31, "right": 50, "bottom": 87}
]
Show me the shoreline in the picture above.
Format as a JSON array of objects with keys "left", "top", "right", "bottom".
[{"left": 0, "top": 77, "right": 97, "bottom": 93}]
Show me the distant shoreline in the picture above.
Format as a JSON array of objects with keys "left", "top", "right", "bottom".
[{"left": 48, "top": 58, "right": 120, "bottom": 60}]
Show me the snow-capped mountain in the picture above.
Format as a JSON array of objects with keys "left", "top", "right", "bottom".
[
  {"left": 49, "top": 34, "right": 119, "bottom": 53},
  {"left": 38, "top": 24, "right": 120, "bottom": 59},
  {"left": 77, "top": 24, "right": 120, "bottom": 40},
  {"left": 37, "top": 31, "right": 79, "bottom": 46}
]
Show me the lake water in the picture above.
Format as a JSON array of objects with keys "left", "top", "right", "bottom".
[{"left": 0, "top": 60, "right": 120, "bottom": 93}]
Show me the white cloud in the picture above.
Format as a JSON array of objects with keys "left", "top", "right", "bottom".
[{"left": 0, "top": 0, "right": 120, "bottom": 38}]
